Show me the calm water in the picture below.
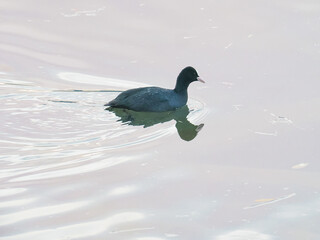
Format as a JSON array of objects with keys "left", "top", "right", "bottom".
[{"left": 1, "top": 1, "right": 320, "bottom": 239}]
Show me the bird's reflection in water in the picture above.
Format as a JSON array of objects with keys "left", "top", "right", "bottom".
[{"left": 106, "top": 105, "right": 204, "bottom": 141}]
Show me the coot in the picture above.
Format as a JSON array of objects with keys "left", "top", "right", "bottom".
[{"left": 104, "top": 66, "right": 204, "bottom": 112}]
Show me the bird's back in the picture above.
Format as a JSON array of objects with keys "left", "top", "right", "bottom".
[{"left": 105, "top": 86, "right": 186, "bottom": 112}]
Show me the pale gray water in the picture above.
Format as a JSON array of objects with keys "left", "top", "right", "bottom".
[{"left": 1, "top": 1, "right": 320, "bottom": 240}]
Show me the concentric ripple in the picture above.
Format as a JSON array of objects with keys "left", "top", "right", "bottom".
[{"left": 0, "top": 72, "right": 208, "bottom": 183}]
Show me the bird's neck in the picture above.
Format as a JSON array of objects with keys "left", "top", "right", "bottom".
[{"left": 174, "top": 77, "right": 190, "bottom": 93}]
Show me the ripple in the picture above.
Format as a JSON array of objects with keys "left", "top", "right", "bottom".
[
  {"left": 57, "top": 71, "right": 148, "bottom": 89},
  {"left": 0, "top": 201, "right": 86, "bottom": 226},
  {"left": 1, "top": 72, "right": 208, "bottom": 182},
  {"left": 0, "top": 198, "right": 34, "bottom": 209},
  {"left": 0, "top": 212, "right": 144, "bottom": 240},
  {"left": 0, "top": 188, "right": 26, "bottom": 197},
  {"left": 10, "top": 156, "right": 135, "bottom": 182}
]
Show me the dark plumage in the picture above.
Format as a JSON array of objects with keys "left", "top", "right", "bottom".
[{"left": 104, "top": 66, "right": 205, "bottom": 112}]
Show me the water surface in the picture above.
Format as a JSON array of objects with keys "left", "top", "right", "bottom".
[{"left": 1, "top": 1, "right": 320, "bottom": 239}]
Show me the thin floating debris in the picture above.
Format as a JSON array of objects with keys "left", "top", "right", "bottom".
[
  {"left": 61, "top": 6, "right": 105, "bottom": 17},
  {"left": 48, "top": 100, "right": 77, "bottom": 104},
  {"left": 183, "top": 36, "right": 197, "bottom": 39},
  {"left": 244, "top": 193, "right": 296, "bottom": 209},
  {"left": 270, "top": 113, "right": 293, "bottom": 124},
  {"left": 253, "top": 131, "right": 278, "bottom": 136},
  {"left": 225, "top": 43, "right": 233, "bottom": 49},
  {"left": 292, "top": 163, "right": 309, "bottom": 169}
]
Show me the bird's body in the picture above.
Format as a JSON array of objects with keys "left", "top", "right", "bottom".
[
  {"left": 105, "top": 66, "right": 204, "bottom": 112},
  {"left": 106, "top": 87, "right": 187, "bottom": 112}
]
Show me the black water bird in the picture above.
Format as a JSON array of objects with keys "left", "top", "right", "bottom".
[{"left": 104, "top": 66, "right": 205, "bottom": 112}]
